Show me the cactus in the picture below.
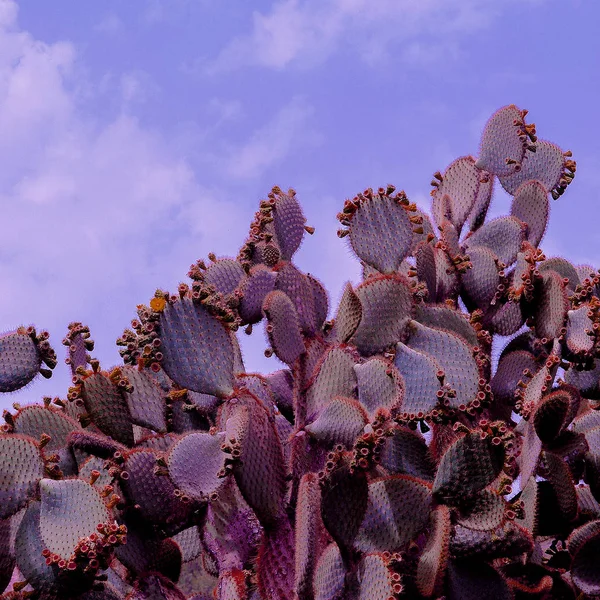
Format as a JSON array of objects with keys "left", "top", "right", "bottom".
[{"left": 2, "top": 104, "right": 600, "bottom": 599}]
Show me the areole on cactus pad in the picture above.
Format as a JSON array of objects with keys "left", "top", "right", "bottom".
[{"left": 1, "top": 104, "right": 599, "bottom": 600}]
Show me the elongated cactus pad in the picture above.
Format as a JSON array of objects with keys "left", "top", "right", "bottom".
[
  {"left": 510, "top": 180, "right": 549, "bottom": 247},
  {"left": 431, "top": 156, "right": 480, "bottom": 232},
  {"left": 263, "top": 290, "right": 305, "bottom": 365}
]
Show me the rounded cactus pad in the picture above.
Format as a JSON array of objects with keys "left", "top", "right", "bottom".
[
  {"left": 414, "top": 304, "right": 479, "bottom": 347},
  {"left": 533, "top": 386, "right": 580, "bottom": 444},
  {"left": 538, "top": 256, "right": 580, "bottom": 291},
  {"left": 568, "top": 520, "right": 600, "bottom": 596},
  {"left": 450, "top": 520, "right": 533, "bottom": 560},
  {"left": 475, "top": 104, "right": 534, "bottom": 176},
  {"left": 157, "top": 296, "right": 235, "bottom": 398},
  {"left": 320, "top": 459, "right": 368, "bottom": 552},
  {"left": 455, "top": 489, "right": 507, "bottom": 531},
  {"left": 340, "top": 187, "right": 415, "bottom": 274},
  {"left": 200, "top": 258, "right": 246, "bottom": 297},
  {"left": 393, "top": 342, "right": 444, "bottom": 418},
  {"left": 406, "top": 320, "right": 480, "bottom": 410},
  {"left": 167, "top": 431, "right": 227, "bottom": 501},
  {"left": 39, "top": 478, "right": 112, "bottom": 559},
  {"left": 485, "top": 299, "right": 524, "bottom": 337},
  {"left": 354, "top": 357, "right": 404, "bottom": 416},
  {"left": 491, "top": 349, "right": 537, "bottom": 417},
  {"left": 79, "top": 370, "right": 135, "bottom": 447},
  {"left": 13, "top": 404, "right": 81, "bottom": 451},
  {"left": 122, "top": 448, "right": 194, "bottom": 527},
  {"left": 565, "top": 304, "right": 595, "bottom": 358},
  {"left": 354, "top": 475, "right": 432, "bottom": 553},
  {"left": 0, "top": 435, "right": 44, "bottom": 519},
  {"left": 294, "top": 473, "right": 328, "bottom": 600},
  {"left": 499, "top": 139, "right": 575, "bottom": 199},
  {"left": 543, "top": 450, "right": 578, "bottom": 521},
  {"left": 0, "top": 329, "right": 43, "bottom": 393},
  {"left": 415, "top": 241, "right": 437, "bottom": 301},
  {"left": 432, "top": 431, "right": 505, "bottom": 504},
  {"left": 463, "top": 215, "right": 526, "bottom": 267},
  {"left": 350, "top": 273, "right": 413, "bottom": 355},
  {"left": 307, "top": 274, "right": 328, "bottom": 332},
  {"left": 305, "top": 396, "right": 368, "bottom": 448}
]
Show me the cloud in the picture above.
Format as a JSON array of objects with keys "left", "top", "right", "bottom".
[
  {"left": 94, "top": 13, "right": 123, "bottom": 35},
  {"left": 226, "top": 96, "right": 322, "bottom": 179},
  {"left": 0, "top": 1, "right": 282, "bottom": 406},
  {"left": 206, "top": 0, "right": 547, "bottom": 73}
]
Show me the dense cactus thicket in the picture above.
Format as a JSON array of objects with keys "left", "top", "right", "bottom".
[{"left": 1, "top": 104, "right": 599, "bottom": 599}]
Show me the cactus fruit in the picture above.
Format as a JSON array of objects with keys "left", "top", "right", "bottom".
[{"left": 2, "top": 104, "right": 600, "bottom": 599}]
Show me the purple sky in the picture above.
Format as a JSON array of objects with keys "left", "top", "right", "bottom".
[{"left": 1, "top": 0, "right": 599, "bottom": 409}]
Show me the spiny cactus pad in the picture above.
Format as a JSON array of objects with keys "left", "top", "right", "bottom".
[{"left": 1, "top": 105, "right": 596, "bottom": 599}]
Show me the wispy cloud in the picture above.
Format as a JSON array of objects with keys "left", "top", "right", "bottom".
[
  {"left": 227, "top": 96, "right": 321, "bottom": 179},
  {"left": 0, "top": 1, "right": 306, "bottom": 405},
  {"left": 205, "top": 0, "right": 547, "bottom": 73},
  {"left": 94, "top": 12, "right": 123, "bottom": 35}
]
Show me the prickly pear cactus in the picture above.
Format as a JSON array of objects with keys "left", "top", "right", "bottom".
[{"left": 1, "top": 105, "right": 598, "bottom": 599}]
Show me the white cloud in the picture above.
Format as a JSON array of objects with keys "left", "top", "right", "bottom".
[{"left": 206, "top": 0, "right": 547, "bottom": 73}]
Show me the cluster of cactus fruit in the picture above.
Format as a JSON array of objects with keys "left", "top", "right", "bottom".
[{"left": 2, "top": 103, "right": 600, "bottom": 599}]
